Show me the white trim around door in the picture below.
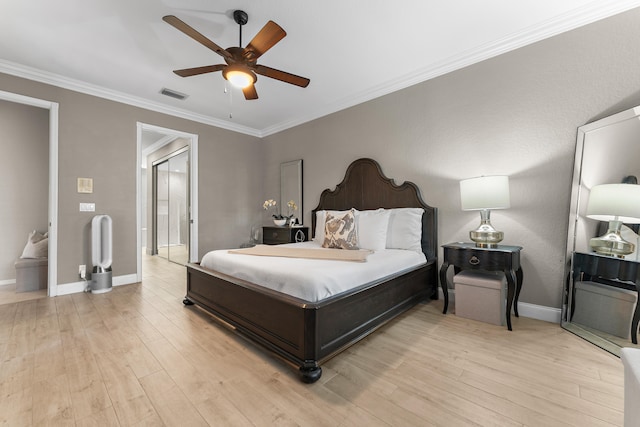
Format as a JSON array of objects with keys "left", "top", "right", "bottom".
[
  {"left": 0, "top": 90, "right": 59, "bottom": 296},
  {"left": 136, "top": 122, "right": 199, "bottom": 282}
]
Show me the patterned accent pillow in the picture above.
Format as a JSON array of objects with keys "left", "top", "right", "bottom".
[{"left": 322, "top": 209, "right": 359, "bottom": 250}]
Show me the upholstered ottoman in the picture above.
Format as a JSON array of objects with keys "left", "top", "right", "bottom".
[
  {"left": 454, "top": 270, "right": 507, "bottom": 326},
  {"left": 14, "top": 258, "right": 48, "bottom": 292}
]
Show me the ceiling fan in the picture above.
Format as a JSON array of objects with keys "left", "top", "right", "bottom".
[{"left": 163, "top": 10, "right": 310, "bottom": 100}]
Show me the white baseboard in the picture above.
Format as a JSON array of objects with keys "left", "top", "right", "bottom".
[
  {"left": 56, "top": 273, "right": 138, "bottom": 296},
  {"left": 518, "top": 302, "right": 562, "bottom": 324},
  {"left": 439, "top": 289, "right": 561, "bottom": 324},
  {"left": 0, "top": 279, "right": 17, "bottom": 286}
]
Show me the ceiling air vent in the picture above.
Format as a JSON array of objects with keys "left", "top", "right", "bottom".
[{"left": 160, "top": 88, "right": 188, "bottom": 100}]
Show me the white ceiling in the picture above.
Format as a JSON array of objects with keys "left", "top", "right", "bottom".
[{"left": 2, "top": 1, "right": 639, "bottom": 137}]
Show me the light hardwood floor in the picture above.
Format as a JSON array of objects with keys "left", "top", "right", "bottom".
[
  {"left": 0, "top": 256, "right": 624, "bottom": 426},
  {"left": 0, "top": 283, "right": 47, "bottom": 306}
]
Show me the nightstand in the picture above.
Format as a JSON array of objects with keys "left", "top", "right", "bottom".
[
  {"left": 262, "top": 226, "right": 309, "bottom": 245},
  {"left": 440, "top": 242, "right": 523, "bottom": 330}
]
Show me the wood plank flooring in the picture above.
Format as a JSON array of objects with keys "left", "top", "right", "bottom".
[
  {"left": 0, "top": 282, "right": 46, "bottom": 305},
  {"left": 0, "top": 255, "right": 624, "bottom": 426}
]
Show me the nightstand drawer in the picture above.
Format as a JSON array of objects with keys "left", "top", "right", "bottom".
[
  {"left": 263, "top": 227, "right": 308, "bottom": 245},
  {"left": 447, "top": 248, "right": 514, "bottom": 270}
]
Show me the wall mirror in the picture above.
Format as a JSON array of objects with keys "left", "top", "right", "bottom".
[
  {"left": 280, "top": 159, "right": 303, "bottom": 225},
  {"left": 562, "top": 105, "right": 640, "bottom": 356}
]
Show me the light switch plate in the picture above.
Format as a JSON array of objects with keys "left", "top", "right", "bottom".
[{"left": 79, "top": 203, "right": 95, "bottom": 212}]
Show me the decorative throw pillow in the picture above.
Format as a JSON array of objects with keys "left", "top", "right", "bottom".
[
  {"left": 20, "top": 230, "right": 48, "bottom": 259},
  {"left": 314, "top": 209, "right": 352, "bottom": 242},
  {"left": 322, "top": 210, "right": 359, "bottom": 250}
]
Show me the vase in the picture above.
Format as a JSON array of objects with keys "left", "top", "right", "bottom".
[{"left": 273, "top": 219, "right": 287, "bottom": 226}]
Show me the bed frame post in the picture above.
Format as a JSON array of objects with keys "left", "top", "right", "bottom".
[{"left": 299, "top": 361, "right": 322, "bottom": 383}]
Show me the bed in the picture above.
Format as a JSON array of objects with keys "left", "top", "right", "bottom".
[{"left": 184, "top": 158, "right": 438, "bottom": 382}]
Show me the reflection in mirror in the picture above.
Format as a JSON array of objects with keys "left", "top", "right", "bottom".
[
  {"left": 563, "top": 106, "right": 640, "bottom": 356},
  {"left": 280, "top": 160, "right": 303, "bottom": 225}
]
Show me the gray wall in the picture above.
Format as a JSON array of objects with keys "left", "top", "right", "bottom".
[
  {"left": 0, "top": 73, "right": 263, "bottom": 285},
  {"left": 0, "top": 99, "right": 48, "bottom": 281},
  {"left": 261, "top": 8, "right": 640, "bottom": 310},
  {"left": 2, "top": 7, "right": 640, "bottom": 309}
]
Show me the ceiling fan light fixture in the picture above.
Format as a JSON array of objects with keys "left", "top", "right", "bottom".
[{"left": 223, "top": 67, "right": 256, "bottom": 89}]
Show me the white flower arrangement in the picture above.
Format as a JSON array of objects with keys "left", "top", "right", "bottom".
[
  {"left": 263, "top": 199, "right": 284, "bottom": 219},
  {"left": 263, "top": 199, "right": 298, "bottom": 221}
]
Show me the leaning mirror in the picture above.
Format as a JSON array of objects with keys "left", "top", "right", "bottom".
[
  {"left": 280, "top": 159, "right": 303, "bottom": 225},
  {"left": 562, "top": 105, "right": 640, "bottom": 356}
]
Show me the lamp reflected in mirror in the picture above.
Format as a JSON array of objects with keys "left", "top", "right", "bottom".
[{"left": 586, "top": 183, "right": 640, "bottom": 258}]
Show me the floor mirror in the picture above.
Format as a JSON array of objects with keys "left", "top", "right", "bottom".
[{"left": 562, "top": 105, "right": 640, "bottom": 356}]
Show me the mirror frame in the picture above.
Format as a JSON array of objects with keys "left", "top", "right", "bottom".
[
  {"left": 562, "top": 105, "right": 640, "bottom": 356},
  {"left": 280, "top": 159, "right": 303, "bottom": 224}
]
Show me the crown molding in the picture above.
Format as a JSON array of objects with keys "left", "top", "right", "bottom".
[
  {"left": 261, "top": 1, "right": 640, "bottom": 137},
  {"left": 0, "top": 59, "right": 262, "bottom": 137}
]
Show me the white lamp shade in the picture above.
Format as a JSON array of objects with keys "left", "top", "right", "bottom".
[
  {"left": 586, "top": 184, "right": 640, "bottom": 224},
  {"left": 460, "top": 175, "right": 511, "bottom": 211}
]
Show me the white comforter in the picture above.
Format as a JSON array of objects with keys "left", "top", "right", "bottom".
[{"left": 199, "top": 241, "right": 427, "bottom": 302}]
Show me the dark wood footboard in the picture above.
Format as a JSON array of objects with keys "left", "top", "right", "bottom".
[{"left": 185, "top": 260, "right": 436, "bottom": 382}]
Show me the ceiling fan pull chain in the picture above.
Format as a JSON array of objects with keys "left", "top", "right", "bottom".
[{"left": 228, "top": 83, "right": 233, "bottom": 119}]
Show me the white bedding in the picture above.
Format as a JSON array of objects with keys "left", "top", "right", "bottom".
[{"left": 199, "top": 241, "right": 427, "bottom": 302}]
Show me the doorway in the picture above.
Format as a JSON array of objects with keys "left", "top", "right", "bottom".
[
  {"left": 153, "top": 147, "right": 189, "bottom": 265},
  {"left": 0, "top": 90, "right": 59, "bottom": 297},
  {"left": 136, "top": 123, "right": 198, "bottom": 281}
]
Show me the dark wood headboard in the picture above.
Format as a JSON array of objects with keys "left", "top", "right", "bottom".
[{"left": 311, "top": 158, "right": 438, "bottom": 261}]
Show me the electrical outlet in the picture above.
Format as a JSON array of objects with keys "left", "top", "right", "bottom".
[{"left": 79, "top": 265, "right": 86, "bottom": 279}]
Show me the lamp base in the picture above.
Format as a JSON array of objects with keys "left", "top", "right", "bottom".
[
  {"left": 470, "top": 210, "right": 504, "bottom": 248},
  {"left": 470, "top": 229, "right": 504, "bottom": 248},
  {"left": 590, "top": 220, "right": 635, "bottom": 258}
]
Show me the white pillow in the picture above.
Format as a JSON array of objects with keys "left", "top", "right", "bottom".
[
  {"left": 357, "top": 209, "right": 390, "bottom": 251},
  {"left": 386, "top": 208, "right": 424, "bottom": 253},
  {"left": 20, "top": 230, "right": 49, "bottom": 259},
  {"left": 314, "top": 210, "right": 352, "bottom": 243}
]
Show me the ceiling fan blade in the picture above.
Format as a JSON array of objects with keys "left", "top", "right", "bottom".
[
  {"left": 254, "top": 65, "right": 310, "bottom": 88},
  {"left": 173, "top": 64, "right": 226, "bottom": 77},
  {"left": 173, "top": 64, "right": 227, "bottom": 77},
  {"left": 243, "top": 84, "right": 259, "bottom": 100},
  {"left": 244, "top": 21, "right": 286, "bottom": 60},
  {"left": 163, "top": 15, "right": 231, "bottom": 60}
]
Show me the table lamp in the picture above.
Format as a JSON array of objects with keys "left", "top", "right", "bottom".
[
  {"left": 586, "top": 183, "right": 640, "bottom": 257},
  {"left": 460, "top": 175, "right": 510, "bottom": 248}
]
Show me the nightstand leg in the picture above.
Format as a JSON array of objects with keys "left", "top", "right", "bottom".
[
  {"left": 505, "top": 269, "right": 517, "bottom": 331},
  {"left": 439, "top": 262, "right": 450, "bottom": 314},
  {"left": 514, "top": 267, "right": 523, "bottom": 317}
]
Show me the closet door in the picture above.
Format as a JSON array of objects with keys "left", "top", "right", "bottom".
[
  {"left": 167, "top": 151, "right": 189, "bottom": 265},
  {"left": 155, "top": 160, "right": 169, "bottom": 259},
  {"left": 153, "top": 149, "right": 189, "bottom": 265}
]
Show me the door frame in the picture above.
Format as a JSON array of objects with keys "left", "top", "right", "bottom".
[
  {"left": 0, "top": 90, "right": 59, "bottom": 296},
  {"left": 136, "top": 123, "right": 198, "bottom": 281}
]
